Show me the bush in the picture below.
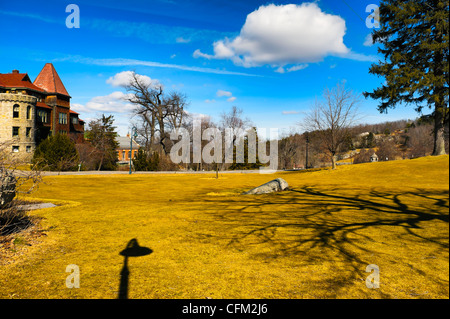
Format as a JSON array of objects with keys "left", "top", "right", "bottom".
[
  {"left": 33, "top": 134, "right": 79, "bottom": 171},
  {"left": 133, "top": 148, "right": 161, "bottom": 171},
  {"left": 353, "top": 148, "right": 375, "bottom": 164}
]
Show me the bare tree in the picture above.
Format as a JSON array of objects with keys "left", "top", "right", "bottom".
[
  {"left": 278, "top": 132, "right": 304, "bottom": 169},
  {"left": 219, "top": 106, "right": 252, "bottom": 171},
  {"left": 302, "top": 83, "right": 361, "bottom": 169},
  {"left": 406, "top": 123, "right": 435, "bottom": 158},
  {"left": 1, "top": 140, "right": 43, "bottom": 236},
  {"left": 124, "top": 72, "right": 188, "bottom": 155}
]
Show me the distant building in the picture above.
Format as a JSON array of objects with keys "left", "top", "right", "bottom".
[
  {"left": 0, "top": 64, "right": 84, "bottom": 160},
  {"left": 116, "top": 136, "right": 140, "bottom": 164},
  {"left": 370, "top": 152, "right": 379, "bottom": 162}
]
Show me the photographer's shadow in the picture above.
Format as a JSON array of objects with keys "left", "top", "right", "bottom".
[{"left": 118, "top": 238, "right": 153, "bottom": 299}]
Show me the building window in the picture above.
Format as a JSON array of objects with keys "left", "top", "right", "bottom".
[
  {"left": 59, "top": 112, "right": 67, "bottom": 125},
  {"left": 27, "top": 105, "right": 32, "bottom": 120},
  {"left": 59, "top": 130, "right": 67, "bottom": 135},
  {"left": 72, "top": 116, "right": 79, "bottom": 125},
  {"left": 26, "top": 127, "right": 32, "bottom": 138},
  {"left": 12, "top": 126, "right": 19, "bottom": 137},
  {"left": 38, "top": 110, "right": 48, "bottom": 123},
  {"left": 12, "top": 146, "right": 19, "bottom": 153},
  {"left": 122, "top": 151, "right": 126, "bottom": 161},
  {"left": 26, "top": 146, "right": 32, "bottom": 153},
  {"left": 13, "top": 104, "right": 20, "bottom": 118}
]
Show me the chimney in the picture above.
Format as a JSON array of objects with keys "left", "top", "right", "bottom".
[{"left": 12, "top": 70, "right": 19, "bottom": 74}]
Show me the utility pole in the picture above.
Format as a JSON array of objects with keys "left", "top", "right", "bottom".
[{"left": 129, "top": 127, "right": 137, "bottom": 175}]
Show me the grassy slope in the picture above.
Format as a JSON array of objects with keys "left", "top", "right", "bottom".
[{"left": 0, "top": 155, "right": 448, "bottom": 299}]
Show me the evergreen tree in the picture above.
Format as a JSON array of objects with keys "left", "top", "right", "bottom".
[
  {"left": 364, "top": 0, "right": 449, "bottom": 155},
  {"left": 33, "top": 134, "right": 79, "bottom": 171},
  {"left": 148, "top": 151, "right": 160, "bottom": 171},
  {"left": 229, "top": 127, "right": 263, "bottom": 170},
  {"left": 133, "top": 148, "right": 160, "bottom": 171},
  {"left": 85, "top": 115, "right": 119, "bottom": 170},
  {"left": 133, "top": 148, "right": 149, "bottom": 171}
]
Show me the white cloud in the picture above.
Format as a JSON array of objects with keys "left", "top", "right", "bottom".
[
  {"left": 193, "top": 49, "right": 213, "bottom": 60},
  {"left": 204, "top": 99, "right": 216, "bottom": 103},
  {"left": 276, "top": 64, "right": 309, "bottom": 73},
  {"left": 275, "top": 66, "right": 285, "bottom": 74},
  {"left": 216, "top": 90, "right": 233, "bottom": 97},
  {"left": 282, "top": 110, "right": 300, "bottom": 115},
  {"left": 176, "top": 37, "right": 191, "bottom": 43},
  {"left": 215, "top": 90, "right": 236, "bottom": 102},
  {"left": 287, "top": 64, "right": 309, "bottom": 72},
  {"left": 338, "top": 51, "right": 378, "bottom": 62},
  {"left": 363, "top": 34, "right": 374, "bottom": 47},
  {"left": 54, "top": 55, "right": 260, "bottom": 77},
  {"left": 73, "top": 91, "right": 134, "bottom": 113},
  {"left": 106, "top": 71, "right": 160, "bottom": 88},
  {"left": 194, "top": 3, "right": 350, "bottom": 69}
]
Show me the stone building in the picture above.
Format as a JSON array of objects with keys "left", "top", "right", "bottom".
[{"left": 0, "top": 64, "right": 84, "bottom": 160}]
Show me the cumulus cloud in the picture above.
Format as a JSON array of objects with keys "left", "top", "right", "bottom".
[
  {"left": 282, "top": 110, "right": 300, "bottom": 115},
  {"left": 73, "top": 91, "right": 134, "bottom": 113},
  {"left": 227, "top": 97, "right": 237, "bottom": 102},
  {"left": 194, "top": 3, "right": 351, "bottom": 69},
  {"left": 106, "top": 71, "right": 161, "bottom": 88}
]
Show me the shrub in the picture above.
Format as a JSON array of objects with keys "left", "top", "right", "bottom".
[{"left": 33, "top": 134, "right": 79, "bottom": 171}]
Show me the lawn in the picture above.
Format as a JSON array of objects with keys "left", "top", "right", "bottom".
[{"left": 0, "top": 155, "right": 448, "bottom": 299}]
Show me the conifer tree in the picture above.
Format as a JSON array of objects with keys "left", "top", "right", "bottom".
[
  {"left": 85, "top": 114, "right": 119, "bottom": 171},
  {"left": 364, "top": 0, "right": 449, "bottom": 155},
  {"left": 33, "top": 134, "right": 79, "bottom": 171}
]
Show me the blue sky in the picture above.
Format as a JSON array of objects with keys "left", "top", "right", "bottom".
[{"left": 0, "top": 0, "right": 428, "bottom": 137}]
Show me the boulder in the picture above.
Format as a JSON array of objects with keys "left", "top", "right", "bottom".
[
  {"left": 1, "top": 173, "right": 16, "bottom": 208},
  {"left": 242, "top": 178, "right": 289, "bottom": 195}
]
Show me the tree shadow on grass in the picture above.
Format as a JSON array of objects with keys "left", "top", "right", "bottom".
[{"left": 200, "top": 186, "right": 449, "bottom": 296}]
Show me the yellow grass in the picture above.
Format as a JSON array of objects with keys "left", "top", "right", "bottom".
[{"left": 1, "top": 156, "right": 448, "bottom": 299}]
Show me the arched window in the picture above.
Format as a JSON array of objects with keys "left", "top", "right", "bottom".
[
  {"left": 27, "top": 105, "right": 32, "bottom": 120},
  {"left": 13, "top": 104, "right": 20, "bottom": 118}
]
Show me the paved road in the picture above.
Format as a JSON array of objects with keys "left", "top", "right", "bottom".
[{"left": 37, "top": 169, "right": 283, "bottom": 176}]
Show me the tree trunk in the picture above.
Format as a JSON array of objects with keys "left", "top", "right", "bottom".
[
  {"left": 331, "top": 154, "right": 337, "bottom": 169},
  {"left": 432, "top": 104, "right": 447, "bottom": 155},
  {"left": 98, "top": 154, "right": 104, "bottom": 171}
]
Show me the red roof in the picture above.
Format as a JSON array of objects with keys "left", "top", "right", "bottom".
[
  {"left": 0, "top": 72, "right": 46, "bottom": 93},
  {"left": 36, "top": 101, "right": 52, "bottom": 109},
  {"left": 33, "top": 63, "right": 70, "bottom": 97}
]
